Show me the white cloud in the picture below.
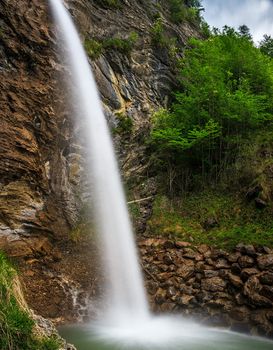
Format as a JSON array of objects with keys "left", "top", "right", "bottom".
[{"left": 202, "top": 0, "right": 273, "bottom": 43}]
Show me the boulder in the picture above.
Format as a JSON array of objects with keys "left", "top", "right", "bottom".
[
  {"left": 240, "top": 268, "right": 259, "bottom": 282},
  {"left": 215, "top": 258, "right": 230, "bottom": 269},
  {"left": 244, "top": 276, "right": 273, "bottom": 307},
  {"left": 176, "top": 294, "right": 194, "bottom": 306},
  {"left": 182, "top": 248, "right": 199, "bottom": 259},
  {"left": 201, "top": 277, "right": 227, "bottom": 292},
  {"left": 176, "top": 261, "right": 195, "bottom": 280},
  {"left": 236, "top": 244, "right": 256, "bottom": 256},
  {"left": 227, "top": 252, "right": 241, "bottom": 263},
  {"left": 204, "top": 270, "right": 219, "bottom": 278},
  {"left": 238, "top": 255, "right": 255, "bottom": 268},
  {"left": 197, "top": 244, "right": 210, "bottom": 255},
  {"left": 260, "top": 272, "right": 273, "bottom": 286},
  {"left": 175, "top": 241, "right": 192, "bottom": 249},
  {"left": 257, "top": 254, "right": 273, "bottom": 270},
  {"left": 228, "top": 273, "right": 244, "bottom": 289},
  {"left": 260, "top": 286, "right": 273, "bottom": 302}
]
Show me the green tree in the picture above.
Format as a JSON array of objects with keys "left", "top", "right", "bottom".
[
  {"left": 259, "top": 34, "right": 273, "bottom": 58},
  {"left": 150, "top": 27, "right": 273, "bottom": 191}
]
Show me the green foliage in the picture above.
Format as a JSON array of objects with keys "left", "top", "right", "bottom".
[
  {"left": 200, "top": 21, "right": 211, "bottom": 38},
  {"left": 84, "top": 32, "right": 138, "bottom": 59},
  {"left": 168, "top": 0, "right": 187, "bottom": 23},
  {"left": 151, "top": 17, "right": 166, "bottom": 47},
  {"left": 150, "top": 27, "right": 273, "bottom": 191},
  {"left": 0, "top": 252, "right": 61, "bottom": 350},
  {"left": 103, "top": 32, "right": 139, "bottom": 54},
  {"left": 147, "top": 192, "right": 273, "bottom": 250},
  {"left": 129, "top": 202, "right": 141, "bottom": 221},
  {"left": 84, "top": 38, "right": 103, "bottom": 59},
  {"left": 150, "top": 18, "right": 178, "bottom": 59},
  {"left": 168, "top": 0, "right": 201, "bottom": 24},
  {"left": 94, "top": 0, "right": 121, "bottom": 9},
  {"left": 113, "top": 112, "right": 133, "bottom": 135},
  {"left": 259, "top": 34, "right": 273, "bottom": 58}
]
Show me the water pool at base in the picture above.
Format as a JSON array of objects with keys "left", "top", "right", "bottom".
[{"left": 59, "top": 318, "right": 273, "bottom": 350}]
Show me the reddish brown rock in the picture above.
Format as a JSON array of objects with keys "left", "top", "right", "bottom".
[
  {"left": 228, "top": 273, "right": 244, "bottom": 289},
  {"left": 201, "top": 277, "right": 227, "bottom": 292},
  {"left": 257, "top": 254, "right": 273, "bottom": 270},
  {"left": 260, "top": 272, "right": 273, "bottom": 286},
  {"left": 238, "top": 255, "right": 255, "bottom": 268},
  {"left": 240, "top": 268, "right": 260, "bottom": 282},
  {"left": 176, "top": 261, "right": 195, "bottom": 280}
]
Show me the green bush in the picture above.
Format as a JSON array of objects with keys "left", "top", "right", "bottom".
[
  {"left": 112, "top": 112, "right": 133, "bottom": 135},
  {"left": 168, "top": 0, "right": 187, "bottom": 23},
  {"left": 150, "top": 18, "right": 178, "bottom": 59},
  {"left": 103, "top": 31, "right": 139, "bottom": 54},
  {"left": 84, "top": 38, "right": 103, "bottom": 59},
  {"left": 168, "top": 0, "right": 201, "bottom": 24},
  {"left": 259, "top": 34, "right": 273, "bottom": 58},
  {"left": 151, "top": 17, "right": 166, "bottom": 47}
]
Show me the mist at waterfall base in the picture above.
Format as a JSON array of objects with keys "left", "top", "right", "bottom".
[{"left": 50, "top": 1, "right": 273, "bottom": 349}]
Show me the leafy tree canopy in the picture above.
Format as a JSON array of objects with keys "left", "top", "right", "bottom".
[{"left": 150, "top": 26, "right": 273, "bottom": 188}]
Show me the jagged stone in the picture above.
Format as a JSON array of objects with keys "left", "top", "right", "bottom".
[
  {"left": 204, "top": 270, "right": 219, "bottom": 278},
  {"left": 215, "top": 258, "right": 230, "bottom": 269},
  {"left": 238, "top": 255, "right": 255, "bottom": 268},
  {"left": 260, "top": 286, "right": 273, "bottom": 302},
  {"left": 227, "top": 252, "right": 241, "bottom": 263},
  {"left": 176, "top": 294, "right": 194, "bottom": 306},
  {"left": 241, "top": 268, "right": 260, "bottom": 282},
  {"left": 260, "top": 272, "right": 273, "bottom": 286},
  {"left": 176, "top": 261, "right": 195, "bottom": 280},
  {"left": 228, "top": 273, "right": 244, "bottom": 288},
  {"left": 257, "top": 254, "right": 273, "bottom": 270},
  {"left": 201, "top": 277, "right": 227, "bottom": 292},
  {"left": 244, "top": 276, "right": 273, "bottom": 307}
]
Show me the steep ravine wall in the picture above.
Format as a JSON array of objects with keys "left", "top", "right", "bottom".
[{"left": 0, "top": 0, "right": 201, "bottom": 323}]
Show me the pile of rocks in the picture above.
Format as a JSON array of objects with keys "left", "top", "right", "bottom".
[{"left": 139, "top": 239, "right": 273, "bottom": 337}]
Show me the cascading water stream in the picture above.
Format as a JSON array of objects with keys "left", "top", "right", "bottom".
[{"left": 48, "top": 0, "right": 149, "bottom": 324}]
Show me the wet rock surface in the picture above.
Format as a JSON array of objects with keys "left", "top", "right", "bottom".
[{"left": 139, "top": 239, "right": 273, "bottom": 337}]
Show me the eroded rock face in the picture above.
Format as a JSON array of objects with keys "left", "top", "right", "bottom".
[
  {"left": 0, "top": 0, "right": 72, "bottom": 253},
  {"left": 0, "top": 0, "right": 200, "bottom": 322},
  {"left": 140, "top": 239, "right": 273, "bottom": 337}
]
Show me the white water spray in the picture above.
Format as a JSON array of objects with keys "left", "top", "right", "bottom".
[{"left": 48, "top": 0, "right": 149, "bottom": 324}]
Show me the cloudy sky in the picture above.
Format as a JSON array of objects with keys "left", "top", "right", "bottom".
[{"left": 202, "top": 0, "right": 273, "bottom": 43}]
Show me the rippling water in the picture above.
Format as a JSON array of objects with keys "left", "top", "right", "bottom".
[{"left": 59, "top": 318, "right": 273, "bottom": 350}]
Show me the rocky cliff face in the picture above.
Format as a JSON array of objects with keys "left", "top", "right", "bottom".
[{"left": 0, "top": 0, "right": 200, "bottom": 322}]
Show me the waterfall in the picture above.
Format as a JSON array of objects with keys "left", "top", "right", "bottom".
[
  {"left": 48, "top": 0, "right": 149, "bottom": 324},
  {"left": 48, "top": 1, "right": 268, "bottom": 348}
]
